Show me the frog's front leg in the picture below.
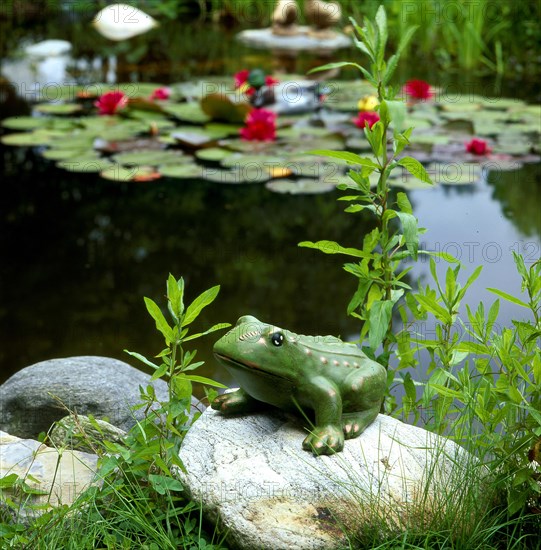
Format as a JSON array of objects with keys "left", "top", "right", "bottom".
[
  {"left": 211, "top": 388, "right": 265, "bottom": 415},
  {"left": 299, "top": 376, "right": 344, "bottom": 456}
]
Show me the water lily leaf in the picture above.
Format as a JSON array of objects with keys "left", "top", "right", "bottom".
[
  {"left": 195, "top": 148, "right": 233, "bottom": 162},
  {"left": 42, "top": 148, "right": 95, "bottom": 161},
  {"left": 100, "top": 165, "right": 140, "bottom": 181},
  {"left": 221, "top": 154, "right": 286, "bottom": 168},
  {"left": 58, "top": 158, "right": 114, "bottom": 172},
  {"left": 202, "top": 167, "right": 271, "bottom": 184},
  {"left": 411, "top": 134, "right": 450, "bottom": 146},
  {"left": 1, "top": 131, "right": 53, "bottom": 146},
  {"left": 112, "top": 150, "right": 186, "bottom": 166},
  {"left": 266, "top": 178, "right": 335, "bottom": 194},
  {"left": 204, "top": 123, "right": 242, "bottom": 138},
  {"left": 172, "top": 131, "right": 216, "bottom": 148},
  {"left": 159, "top": 164, "right": 205, "bottom": 179},
  {"left": 34, "top": 103, "right": 83, "bottom": 115},
  {"left": 1, "top": 116, "right": 54, "bottom": 130},
  {"left": 439, "top": 103, "right": 481, "bottom": 113},
  {"left": 492, "top": 140, "right": 533, "bottom": 155},
  {"left": 163, "top": 103, "right": 210, "bottom": 124},
  {"left": 278, "top": 126, "right": 335, "bottom": 139},
  {"left": 200, "top": 93, "right": 251, "bottom": 123}
]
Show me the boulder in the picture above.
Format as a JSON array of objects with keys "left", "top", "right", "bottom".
[
  {"left": 0, "top": 356, "right": 203, "bottom": 438},
  {"left": 0, "top": 430, "right": 98, "bottom": 523},
  {"left": 178, "top": 407, "right": 479, "bottom": 550},
  {"left": 48, "top": 414, "right": 127, "bottom": 454}
]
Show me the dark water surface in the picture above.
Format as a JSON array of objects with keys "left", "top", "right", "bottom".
[{"left": 1, "top": 16, "right": 540, "bottom": 389}]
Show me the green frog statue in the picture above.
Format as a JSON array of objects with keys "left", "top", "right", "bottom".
[{"left": 211, "top": 315, "right": 387, "bottom": 456}]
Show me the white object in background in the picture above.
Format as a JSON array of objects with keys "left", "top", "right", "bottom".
[
  {"left": 92, "top": 3, "right": 158, "bottom": 41},
  {"left": 24, "top": 39, "right": 72, "bottom": 57}
]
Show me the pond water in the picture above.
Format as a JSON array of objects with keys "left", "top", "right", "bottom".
[{"left": 0, "top": 14, "right": 539, "bottom": 390}]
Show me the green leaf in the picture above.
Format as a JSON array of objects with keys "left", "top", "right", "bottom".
[
  {"left": 167, "top": 274, "right": 184, "bottom": 321},
  {"left": 308, "top": 61, "right": 365, "bottom": 74},
  {"left": 415, "top": 295, "right": 452, "bottom": 324},
  {"left": 368, "top": 300, "right": 394, "bottom": 350},
  {"left": 185, "top": 375, "right": 227, "bottom": 388},
  {"left": 347, "top": 279, "right": 372, "bottom": 315},
  {"left": 150, "top": 363, "right": 169, "bottom": 381},
  {"left": 375, "top": 5, "right": 388, "bottom": 64},
  {"left": 0, "top": 473, "right": 19, "bottom": 488},
  {"left": 144, "top": 297, "right": 175, "bottom": 344},
  {"left": 182, "top": 285, "right": 220, "bottom": 327},
  {"left": 183, "top": 322, "right": 231, "bottom": 342},
  {"left": 308, "top": 150, "right": 378, "bottom": 168},
  {"left": 398, "top": 156, "right": 433, "bottom": 184},
  {"left": 124, "top": 350, "right": 159, "bottom": 370},
  {"left": 487, "top": 288, "right": 529, "bottom": 308},
  {"left": 299, "top": 240, "right": 371, "bottom": 258},
  {"left": 396, "top": 192, "right": 413, "bottom": 214},
  {"left": 148, "top": 474, "right": 184, "bottom": 495},
  {"left": 396, "top": 212, "right": 418, "bottom": 259},
  {"left": 397, "top": 25, "right": 418, "bottom": 56}
]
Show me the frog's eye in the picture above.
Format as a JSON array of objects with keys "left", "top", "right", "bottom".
[{"left": 270, "top": 332, "right": 284, "bottom": 347}]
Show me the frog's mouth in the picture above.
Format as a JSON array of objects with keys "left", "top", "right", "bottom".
[{"left": 214, "top": 353, "right": 291, "bottom": 381}]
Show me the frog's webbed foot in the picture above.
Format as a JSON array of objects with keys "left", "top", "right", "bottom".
[
  {"left": 341, "top": 407, "right": 380, "bottom": 440},
  {"left": 302, "top": 425, "right": 344, "bottom": 455},
  {"left": 211, "top": 388, "right": 262, "bottom": 415}
]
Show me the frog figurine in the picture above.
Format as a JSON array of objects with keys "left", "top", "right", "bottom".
[{"left": 211, "top": 315, "right": 387, "bottom": 455}]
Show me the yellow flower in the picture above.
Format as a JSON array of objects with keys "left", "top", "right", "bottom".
[{"left": 357, "top": 95, "right": 379, "bottom": 111}]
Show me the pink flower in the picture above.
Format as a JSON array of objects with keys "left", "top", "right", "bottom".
[
  {"left": 403, "top": 79, "right": 434, "bottom": 101},
  {"left": 240, "top": 108, "right": 277, "bottom": 141},
  {"left": 353, "top": 111, "right": 380, "bottom": 129},
  {"left": 150, "top": 87, "right": 170, "bottom": 101},
  {"left": 466, "top": 138, "right": 491, "bottom": 155},
  {"left": 234, "top": 69, "right": 251, "bottom": 90},
  {"left": 234, "top": 69, "right": 279, "bottom": 97},
  {"left": 94, "top": 91, "right": 128, "bottom": 115}
]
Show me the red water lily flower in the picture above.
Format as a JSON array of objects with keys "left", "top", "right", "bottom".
[
  {"left": 240, "top": 108, "right": 277, "bottom": 141},
  {"left": 94, "top": 91, "right": 128, "bottom": 115},
  {"left": 353, "top": 111, "right": 380, "bottom": 129},
  {"left": 150, "top": 87, "right": 170, "bottom": 101},
  {"left": 403, "top": 79, "right": 434, "bottom": 101},
  {"left": 234, "top": 69, "right": 279, "bottom": 97},
  {"left": 466, "top": 138, "right": 491, "bottom": 155}
]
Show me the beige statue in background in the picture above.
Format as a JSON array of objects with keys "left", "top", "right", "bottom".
[
  {"left": 272, "top": 0, "right": 300, "bottom": 36},
  {"left": 271, "top": 0, "right": 342, "bottom": 38},
  {"left": 305, "top": 0, "right": 342, "bottom": 38}
]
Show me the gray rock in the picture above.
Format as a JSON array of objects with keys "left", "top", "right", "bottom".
[
  {"left": 237, "top": 27, "right": 351, "bottom": 51},
  {"left": 0, "top": 430, "right": 98, "bottom": 523},
  {"left": 0, "top": 356, "right": 203, "bottom": 438},
  {"left": 48, "top": 414, "right": 127, "bottom": 454},
  {"left": 178, "top": 406, "right": 479, "bottom": 550}
]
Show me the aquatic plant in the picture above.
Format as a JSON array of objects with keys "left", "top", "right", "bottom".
[
  {"left": 466, "top": 137, "right": 492, "bottom": 155},
  {"left": 94, "top": 90, "right": 128, "bottom": 115},
  {"left": 240, "top": 108, "right": 277, "bottom": 142},
  {"left": 403, "top": 79, "right": 434, "bottom": 101}
]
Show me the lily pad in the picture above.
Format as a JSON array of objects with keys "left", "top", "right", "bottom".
[
  {"left": 34, "top": 103, "right": 83, "bottom": 115},
  {"left": 163, "top": 102, "right": 210, "bottom": 124},
  {"left": 172, "top": 131, "right": 216, "bottom": 148},
  {"left": 200, "top": 93, "right": 251, "bottom": 123},
  {"left": 202, "top": 167, "right": 271, "bottom": 184},
  {"left": 112, "top": 150, "right": 186, "bottom": 166},
  {"left": 2, "top": 116, "right": 54, "bottom": 130},
  {"left": 42, "top": 148, "right": 95, "bottom": 161},
  {"left": 100, "top": 165, "right": 140, "bottom": 181},
  {"left": 1, "top": 131, "right": 53, "bottom": 146},
  {"left": 265, "top": 178, "right": 335, "bottom": 194},
  {"left": 428, "top": 162, "right": 482, "bottom": 185},
  {"left": 221, "top": 154, "right": 286, "bottom": 169},
  {"left": 58, "top": 158, "right": 114, "bottom": 172},
  {"left": 195, "top": 148, "right": 233, "bottom": 162},
  {"left": 159, "top": 164, "right": 205, "bottom": 179}
]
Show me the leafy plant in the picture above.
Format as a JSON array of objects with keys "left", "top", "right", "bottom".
[
  {"left": 0, "top": 276, "right": 230, "bottom": 548},
  {"left": 300, "top": 6, "right": 433, "bottom": 368}
]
